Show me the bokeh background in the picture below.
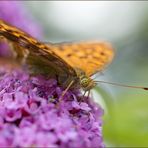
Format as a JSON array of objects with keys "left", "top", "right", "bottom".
[{"left": 22, "top": 1, "right": 148, "bottom": 147}]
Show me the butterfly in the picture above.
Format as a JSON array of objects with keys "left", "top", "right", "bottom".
[
  {"left": 0, "top": 19, "right": 147, "bottom": 95},
  {"left": 0, "top": 19, "right": 113, "bottom": 89}
]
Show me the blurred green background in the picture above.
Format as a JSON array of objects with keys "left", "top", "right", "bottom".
[{"left": 24, "top": 1, "right": 148, "bottom": 147}]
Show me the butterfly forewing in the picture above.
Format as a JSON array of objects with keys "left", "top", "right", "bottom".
[
  {"left": 0, "top": 19, "right": 78, "bottom": 88},
  {"left": 50, "top": 42, "right": 114, "bottom": 76}
]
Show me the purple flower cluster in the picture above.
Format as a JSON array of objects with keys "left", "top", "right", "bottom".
[
  {"left": 0, "top": 1, "right": 42, "bottom": 56},
  {"left": 0, "top": 65, "right": 104, "bottom": 147}
]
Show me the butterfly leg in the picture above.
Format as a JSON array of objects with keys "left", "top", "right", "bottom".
[
  {"left": 56, "top": 81, "right": 74, "bottom": 107},
  {"left": 55, "top": 80, "right": 74, "bottom": 108},
  {"left": 83, "top": 91, "right": 87, "bottom": 97},
  {"left": 59, "top": 80, "right": 74, "bottom": 100},
  {"left": 82, "top": 90, "right": 90, "bottom": 100},
  {"left": 87, "top": 90, "right": 91, "bottom": 99}
]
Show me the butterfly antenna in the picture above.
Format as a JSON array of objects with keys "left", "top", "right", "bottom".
[{"left": 94, "top": 80, "right": 148, "bottom": 90}]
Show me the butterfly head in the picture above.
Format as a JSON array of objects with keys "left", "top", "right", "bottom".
[{"left": 80, "top": 75, "right": 96, "bottom": 91}]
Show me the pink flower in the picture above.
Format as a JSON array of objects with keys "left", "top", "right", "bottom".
[{"left": 0, "top": 65, "right": 104, "bottom": 147}]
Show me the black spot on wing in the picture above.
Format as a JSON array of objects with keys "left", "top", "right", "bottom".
[
  {"left": 100, "top": 52, "right": 105, "bottom": 55},
  {"left": 67, "top": 53, "right": 72, "bottom": 57}
]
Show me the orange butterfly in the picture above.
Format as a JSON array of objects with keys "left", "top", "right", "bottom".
[{"left": 0, "top": 19, "right": 147, "bottom": 94}]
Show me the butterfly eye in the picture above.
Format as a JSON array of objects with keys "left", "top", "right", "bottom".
[
  {"left": 80, "top": 76, "right": 96, "bottom": 91},
  {"left": 81, "top": 77, "right": 89, "bottom": 88}
]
